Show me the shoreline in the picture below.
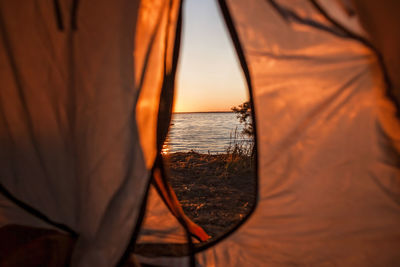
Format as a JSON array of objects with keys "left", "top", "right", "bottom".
[{"left": 172, "top": 111, "right": 233, "bottom": 114}]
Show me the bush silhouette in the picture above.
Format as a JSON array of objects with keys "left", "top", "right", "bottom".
[{"left": 231, "top": 101, "right": 253, "bottom": 137}]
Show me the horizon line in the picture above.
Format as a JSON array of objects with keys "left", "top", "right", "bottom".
[{"left": 173, "top": 110, "right": 233, "bottom": 114}]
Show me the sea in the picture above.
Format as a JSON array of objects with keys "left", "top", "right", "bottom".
[{"left": 163, "top": 112, "right": 252, "bottom": 154}]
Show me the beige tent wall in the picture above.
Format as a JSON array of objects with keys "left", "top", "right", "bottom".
[
  {"left": 352, "top": 0, "right": 400, "bottom": 108},
  {"left": 194, "top": 0, "right": 400, "bottom": 266},
  {"left": 0, "top": 0, "right": 182, "bottom": 266},
  {"left": 131, "top": 1, "right": 400, "bottom": 266},
  {"left": 1, "top": 0, "right": 400, "bottom": 266},
  {"left": 136, "top": 185, "right": 187, "bottom": 245}
]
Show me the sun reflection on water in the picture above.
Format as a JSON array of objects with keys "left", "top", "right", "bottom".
[{"left": 161, "top": 143, "right": 170, "bottom": 155}]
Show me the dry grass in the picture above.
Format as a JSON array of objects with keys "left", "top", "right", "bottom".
[
  {"left": 163, "top": 149, "right": 255, "bottom": 239},
  {"left": 223, "top": 128, "right": 254, "bottom": 174}
]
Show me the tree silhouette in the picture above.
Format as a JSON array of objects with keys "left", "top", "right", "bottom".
[{"left": 231, "top": 101, "right": 253, "bottom": 137}]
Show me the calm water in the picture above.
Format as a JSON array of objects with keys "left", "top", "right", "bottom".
[{"left": 163, "top": 112, "right": 251, "bottom": 154}]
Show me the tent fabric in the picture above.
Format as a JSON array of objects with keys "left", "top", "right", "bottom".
[
  {"left": 0, "top": 0, "right": 182, "bottom": 266},
  {"left": 194, "top": 0, "right": 400, "bottom": 266},
  {"left": 0, "top": 224, "right": 76, "bottom": 266},
  {"left": 134, "top": 0, "right": 400, "bottom": 266},
  {"left": 1, "top": 0, "right": 400, "bottom": 266},
  {"left": 351, "top": 0, "right": 400, "bottom": 108},
  {"left": 137, "top": 185, "right": 187, "bottom": 245}
]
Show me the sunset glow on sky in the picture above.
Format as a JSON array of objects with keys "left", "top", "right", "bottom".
[{"left": 173, "top": 0, "right": 248, "bottom": 113}]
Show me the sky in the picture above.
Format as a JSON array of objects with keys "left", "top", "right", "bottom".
[{"left": 173, "top": 0, "right": 248, "bottom": 113}]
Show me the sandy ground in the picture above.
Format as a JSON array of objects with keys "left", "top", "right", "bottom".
[{"left": 163, "top": 151, "right": 256, "bottom": 239}]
